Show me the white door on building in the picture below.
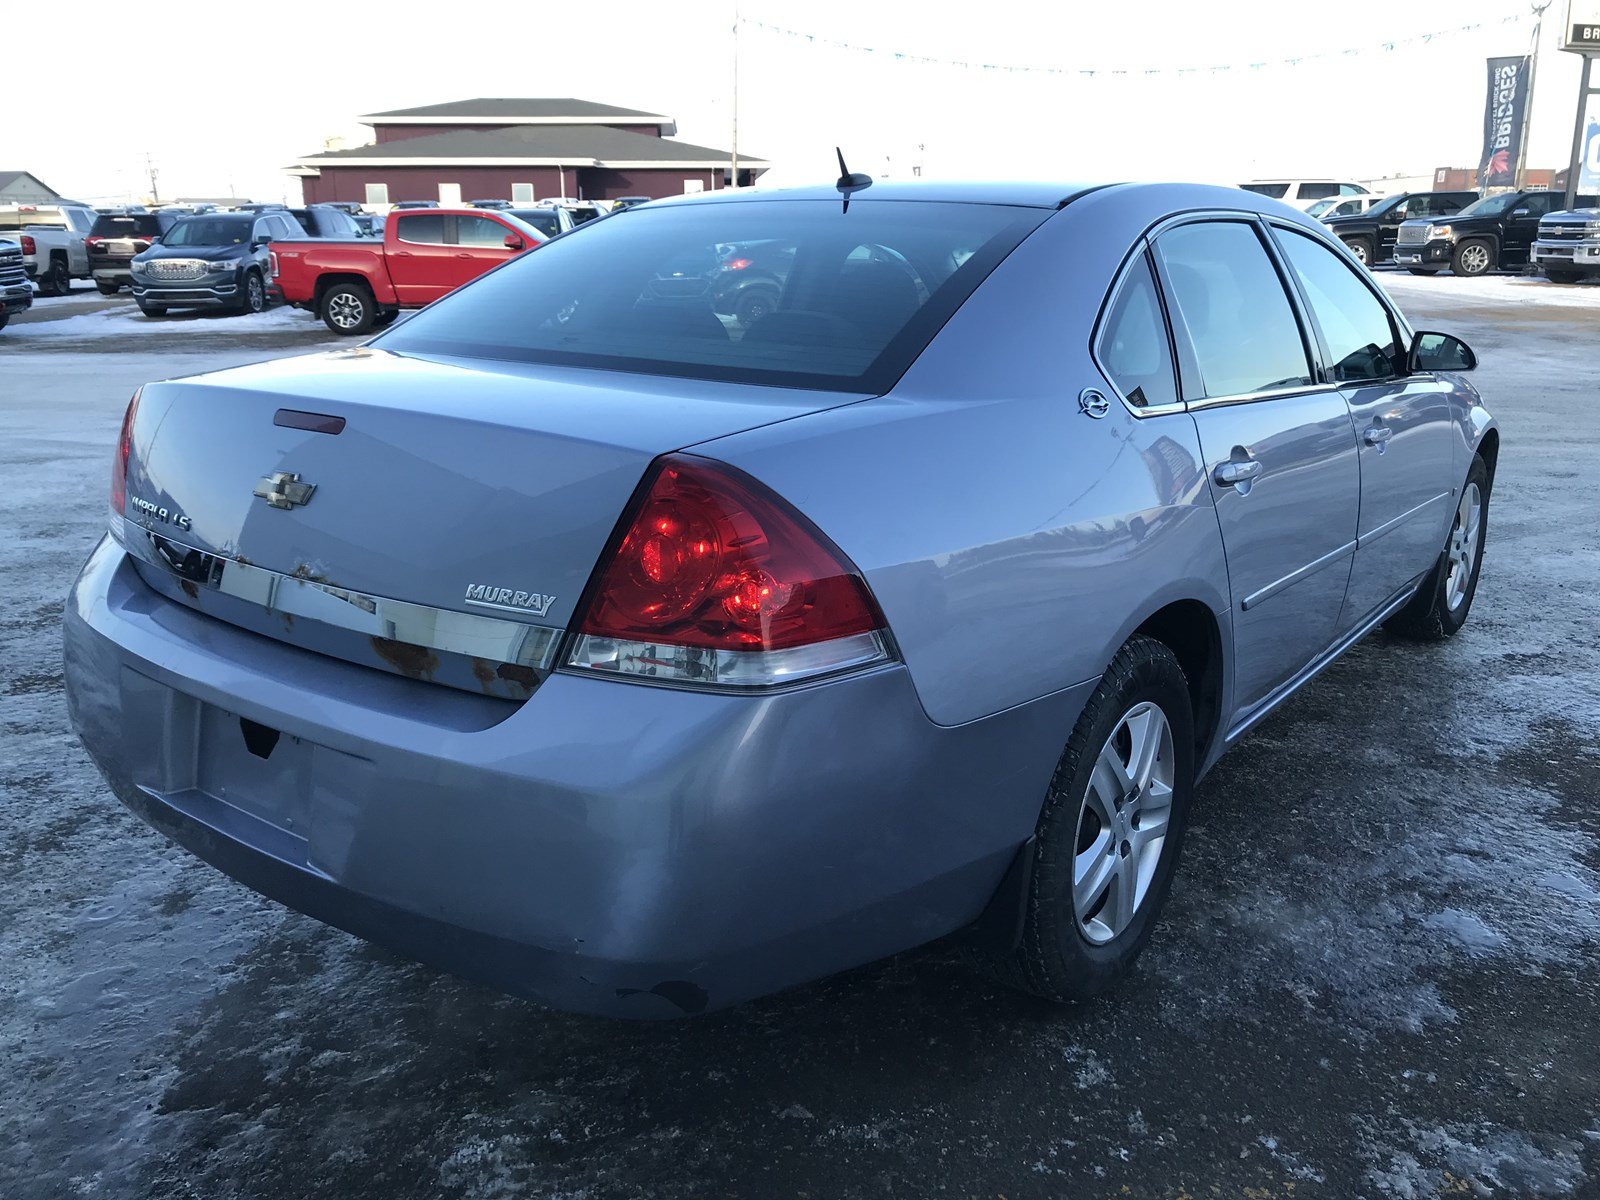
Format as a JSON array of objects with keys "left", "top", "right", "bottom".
[
  {"left": 512, "top": 183, "right": 535, "bottom": 204},
  {"left": 439, "top": 183, "right": 462, "bottom": 205}
]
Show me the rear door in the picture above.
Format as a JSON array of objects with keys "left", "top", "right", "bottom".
[
  {"left": 387, "top": 212, "right": 454, "bottom": 304},
  {"left": 1269, "top": 223, "right": 1455, "bottom": 630},
  {"left": 1501, "top": 193, "right": 1559, "bottom": 265},
  {"left": 1152, "top": 217, "right": 1360, "bottom": 716}
]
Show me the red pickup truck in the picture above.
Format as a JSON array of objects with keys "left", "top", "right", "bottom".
[{"left": 271, "top": 208, "right": 545, "bottom": 335}]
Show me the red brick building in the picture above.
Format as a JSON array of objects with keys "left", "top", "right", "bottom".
[{"left": 288, "top": 98, "right": 765, "bottom": 206}]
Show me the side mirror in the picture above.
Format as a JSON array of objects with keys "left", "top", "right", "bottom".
[
  {"left": 1510, "top": 207, "right": 1530, "bottom": 218},
  {"left": 1409, "top": 330, "right": 1476, "bottom": 372},
  {"left": 504, "top": 233, "right": 525, "bottom": 250}
]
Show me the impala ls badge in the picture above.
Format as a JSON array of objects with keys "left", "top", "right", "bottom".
[
  {"left": 465, "top": 584, "right": 557, "bottom": 617},
  {"left": 253, "top": 471, "right": 316, "bottom": 510}
]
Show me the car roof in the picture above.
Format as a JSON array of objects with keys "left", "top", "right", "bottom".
[{"left": 642, "top": 180, "right": 1102, "bottom": 209}]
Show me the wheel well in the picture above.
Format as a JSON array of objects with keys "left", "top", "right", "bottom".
[
  {"left": 1134, "top": 600, "right": 1224, "bottom": 760},
  {"left": 1476, "top": 428, "right": 1500, "bottom": 488},
  {"left": 314, "top": 273, "right": 373, "bottom": 305}
]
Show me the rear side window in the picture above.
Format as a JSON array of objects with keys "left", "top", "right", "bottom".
[
  {"left": 379, "top": 199, "right": 1048, "bottom": 393},
  {"left": 1096, "top": 256, "right": 1177, "bottom": 409},
  {"left": 1276, "top": 229, "right": 1400, "bottom": 382},
  {"left": 90, "top": 214, "right": 164, "bottom": 238},
  {"left": 397, "top": 213, "right": 446, "bottom": 245},
  {"left": 1155, "top": 221, "right": 1312, "bottom": 399},
  {"left": 1299, "top": 183, "right": 1340, "bottom": 201}
]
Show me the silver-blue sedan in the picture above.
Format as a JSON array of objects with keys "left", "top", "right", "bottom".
[{"left": 63, "top": 181, "right": 1496, "bottom": 1017}]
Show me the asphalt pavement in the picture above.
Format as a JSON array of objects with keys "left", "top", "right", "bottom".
[{"left": 1, "top": 280, "right": 1596, "bottom": 1199}]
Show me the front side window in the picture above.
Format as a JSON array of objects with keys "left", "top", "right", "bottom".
[
  {"left": 396, "top": 213, "right": 447, "bottom": 245},
  {"left": 1519, "top": 194, "right": 1558, "bottom": 218},
  {"left": 456, "top": 214, "right": 510, "bottom": 247},
  {"left": 1154, "top": 221, "right": 1312, "bottom": 399},
  {"left": 379, "top": 199, "right": 1047, "bottom": 393},
  {"left": 1096, "top": 256, "right": 1177, "bottom": 409},
  {"left": 1276, "top": 229, "right": 1400, "bottom": 383}
]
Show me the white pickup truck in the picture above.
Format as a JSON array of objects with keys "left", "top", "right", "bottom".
[{"left": 0, "top": 203, "right": 97, "bottom": 295}]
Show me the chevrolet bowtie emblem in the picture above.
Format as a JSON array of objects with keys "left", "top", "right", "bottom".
[{"left": 253, "top": 471, "right": 316, "bottom": 510}]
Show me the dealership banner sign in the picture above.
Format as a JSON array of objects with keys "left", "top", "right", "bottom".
[
  {"left": 1581, "top": 96, "right": 1600, "bottom": 192},
  {"left": 1479, "top": 56, "right": 1531, "bottom": 188}
]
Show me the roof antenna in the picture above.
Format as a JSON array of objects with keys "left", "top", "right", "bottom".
[{"left": 835, "top": 147, "right": 872, "bottom": 213}]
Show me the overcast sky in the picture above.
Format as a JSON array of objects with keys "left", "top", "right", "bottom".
[{"left": 17, "top": 0, "right": 1589, "bottom": 204}]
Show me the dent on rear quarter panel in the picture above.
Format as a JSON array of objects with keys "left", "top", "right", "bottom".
[{"left": 696, "top": 188, "right": 1234, "bottom": 728}]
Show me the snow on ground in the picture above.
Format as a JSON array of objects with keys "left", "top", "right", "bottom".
[
  {"left": 8, "top": 303, "right": 316, "bottom": 341},
  {"left": 1377, "top": 269, "right": 1600, "bottom": 309}
]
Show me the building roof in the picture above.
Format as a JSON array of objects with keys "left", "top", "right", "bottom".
[
  {"left": 292, "top": 125, "right": 763, "bottom": 171},
  {"left": 0, "top": 170, "right": 60, "bottom": 196},
  {"left": 360, "top": 98, "right": 675, "bottom": 133}
]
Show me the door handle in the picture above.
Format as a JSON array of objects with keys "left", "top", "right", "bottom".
[
  {"left": 395, "top": 250, "right": 413, "bottom": 257},
  {"left": 1363, "top": 425, "right": 1393, "bottom": 448},
  {"left": 455, "top": 253, "right": 472, "bottom": 259},
  {"left": 1213, "top": 458, "right": 1263, "bottom": 488}
]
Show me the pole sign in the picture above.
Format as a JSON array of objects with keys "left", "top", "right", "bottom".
[
  {"left": 1564, "top": 0, "right": 1600, "bottom": 51},
  {"left": 1479, "top": 57, "right": 1531, "bottom": 188}
]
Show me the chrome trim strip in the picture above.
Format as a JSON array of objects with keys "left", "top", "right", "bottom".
[
  {"left": 1239, "top": 538, "right": 1358, "bottom": 612},
  {"left": 1185, "top": 382, "right": 1341, "bottom": 413},
  {"left": 1226, "top": 575, "right": 1423, "bottom": 745},
  {"left": 112, "top": 515, "right": 561, "bottom": 672},
  {"left": 1357, "top": 491, "right": 1451, "bottom": 549}
]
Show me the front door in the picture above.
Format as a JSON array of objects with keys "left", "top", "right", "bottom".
[
  {"left": 1153, "top": 219, "right": 1361, "bottom": 716},
  {"left": 1270, "top": 225, "right": 1456, "bottom": 629},
  {"left": 388, "top": 212, "right": 455, "bottom": 305},
  {"left": 449, "top": 214, "right": 523, "bottom": 291}
]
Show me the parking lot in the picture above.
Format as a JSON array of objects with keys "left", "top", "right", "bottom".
[{"left": 2, "top": 274, "right": 1598, "bottom": 1198}]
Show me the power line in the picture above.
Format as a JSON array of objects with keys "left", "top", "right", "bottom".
[{"left": 738, "top": 13, "right": 1529, "bottom": 77}]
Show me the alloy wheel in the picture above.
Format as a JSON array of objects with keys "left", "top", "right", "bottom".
[
  {"left": 328, "top": 292, "right": 364, "bottom": 329},
  {"left": 1460, "top": 243, "right": 1491, "bottom": 274},
  {"left": 1444, "top": 481, "right": 1482, "bottom": 611},
  {"left": 1073, "top": 700, "right": 1176, "bottom": 945}
]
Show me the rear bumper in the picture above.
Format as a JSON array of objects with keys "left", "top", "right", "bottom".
[
  {"left": 64, "top": 538, "right": 1081, "bottom": 1017},
  {"left": 92, "top": 266, "right": 133, "bottom": 285},
  {"left": 2, "top": 282, "right": 30, "bottom": 314}
]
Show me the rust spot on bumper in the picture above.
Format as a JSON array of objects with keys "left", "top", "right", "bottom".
[{"left": 370, "top": 637, "right": 439, "bottom": 680}]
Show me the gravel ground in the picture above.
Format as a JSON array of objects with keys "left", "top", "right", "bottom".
[{"left": 1, "top": 282, "right": 1597, "bottom": 1199}]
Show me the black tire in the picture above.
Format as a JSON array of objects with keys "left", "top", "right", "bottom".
[
  {"left": 373, "top": 308, "right": 399, "bottom": 328},
  {"left": 733, "top": 286, "right": 778, "bottom": 329},
  {"left": 1406, "top": 267, "right": 1442, "bottom": 276},
  {"left": 238, "top": 271, "right": 266, "bottom": 315},
  {"left": 1384, "top": 455, "right": 1490, "bottom": 642},
  {"left": 982, "top": 635, "right": 1196, "bottom": 1002},
  {"left": 1451, "top": 238, "right": 1495, "bottom": 277},
  {"left": 0, "top": 311, "right": 9, "bottom": 332},
  {"left": 1541, "top": 268, "right": 1584, "bottom": 284},
  {"left": 95, "top": 280, "right": 120, "bottom": 295},
  {"left": 137, "top": 303, "right": 167, "bottom": 318},
  {"left": 319, "top": 281, "right": 375, "bottom": 335},
  {"left": 39, "top": 256, "right": 70, "bottom": 297},
  {"left": 1342, "top": 236, "right": 1375, "bottom": 267}
]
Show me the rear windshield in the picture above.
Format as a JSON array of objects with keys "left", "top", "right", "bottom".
[
  {"left": 0, "top": 211, "right": 68, "bottom": 229},
  {"left": 90, "top": 214, "right": 164, "bottom": 238},
  {"left": 378, "top": 199, "right": 1047, "bottom": 393}
]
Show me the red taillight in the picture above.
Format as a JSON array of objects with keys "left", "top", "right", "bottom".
[
  {"left": 724, "top": 257, "right": 752, "bottom": 271},
  {"left": 110, "top": 389, "right": 141, "bottom": 516},
  {"left": 566, "top": 455, "right": 890, "bottom": 686},
  {"left": 20, "top": 235, "right": 34, "bottom": 255},
  {"left": 85, "top": 236, "right": 103, "bottom": 248}
]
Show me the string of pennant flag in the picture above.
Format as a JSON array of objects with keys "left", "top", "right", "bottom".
[{"left": 737, "top": 13, "right": 1528, "bottom": 77}]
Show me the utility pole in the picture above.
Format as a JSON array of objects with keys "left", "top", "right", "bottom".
[
  {"left": 145, "top": 152, "right": 160, "bottom": 204},
  {"left": 1516, "top": 1, "right": 1552, "bottom": 188},
  {"left": 729, "top": 1, "right": 740, "bottom": 190}
]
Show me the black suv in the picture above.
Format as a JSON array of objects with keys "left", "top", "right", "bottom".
[
  {"left": 1324, "top": 191, "right": 1479, "bottom": 266},
  {"left": 87, "top": 210, "right": 185, "bottom": 294},
  {"left": 129, "top": 210, "right": 306, "bottom": 316},
  {"left": 1393, "top": 190, "right": 1599, "bottom": 276}
]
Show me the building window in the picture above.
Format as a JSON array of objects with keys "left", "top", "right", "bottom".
[
  {"left": 683, "top": 179, "right": 704, "bottom": 194},
  {"left": 512, "top": 183, "right": 535, "bottom": 204},
  {"left": 365, "top": 183, "right": 389, "bottom": 206},
  {"left": 439, "top": 182, "right": 462, "bottom": 205}
]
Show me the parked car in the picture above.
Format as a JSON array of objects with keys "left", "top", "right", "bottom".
[
  {"left": 86, "top": 210, "right": 184, "bottom": 294},
  {"left": 129, "top": 210, "right": 305, "bottom": 316},
  {"left": 0, "top": 238, "right": 32, "bottom": 330},
  {"left": 506, "top": 205, "right": 576, "bottom": 239},
  {"left": 287, "top": 205, "right": 363, "bottom": 239},
  {"left": 1531, "top": 206, "right": 1600, "bottom": 282},
  {"left": 643, "top": 238, "right": 796, "bottom": 327},
  {"left": 0, "top": 202, "right": 97, "bottom": 295},
  {"left": 352, "top": 213, "right": 383, "bottom": 237},
  {"left": 1237, "top": 179, "right": 1372, "bottom": 211},
  {"left": 271, "top": 207, "right": 546, "bottom": 334},
  {"left": 1306, "top": 195, "right": 1384, "bottom": 220},
  {"left": 1393, "top": 189, "right": 1598, "bottom": 276},
  {"left": 392, "top": 201, "right": 439, "bottom": 210},
  {"left": 560, "top": 201, "right": 606, "bottom": 225},
  {"left": 469, "top": 199, "right": 513, "bottom": 209},
  {"left": 610, "top": 196, "right": 652, "bottom": 211},
  {"left": 1324, "top": 190, "right": 1480, "bottom": 265},
  {"left": 66, "top": 181, "right": 1496, "bottom": 1019}
]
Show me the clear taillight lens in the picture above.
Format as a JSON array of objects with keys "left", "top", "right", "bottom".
[{"left": 564, "top": 454, "right": 892, "bottom": 688}]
